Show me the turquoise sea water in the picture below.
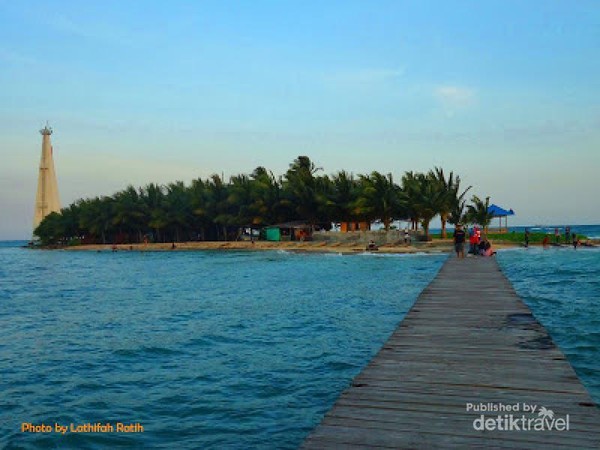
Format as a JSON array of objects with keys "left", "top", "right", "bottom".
[
  {"left": 0, "top": 243, "right": 446, "bottom": 449},
  {"left": 2, "top": 239, "right": 599, "bottom": 449},
  {"left": 497, "top": 246, "right": 600, "bottom": 403}
]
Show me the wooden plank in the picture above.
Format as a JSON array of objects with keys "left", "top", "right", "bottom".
[
  {"left": 326, "top": 405, "right": 600, "bottom": 432},
  {"left": 305, "top": 423, "right": 593, "bottom": 450},
  {"left": 303, "top": 256, "right": 600, "bottom": 449},
  {"left": 308, "top": 420, "right": 599, "bottom": 447}
]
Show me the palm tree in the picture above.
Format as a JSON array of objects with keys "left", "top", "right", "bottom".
[
  {"left": 57, "top": 203, "right": 82, "bottom": 242},
  {"left": 204, "top": 174, "right": 231, "bottom": 240},
  {"left": 329, "top": 171, "right": 359, "bottom": 224},
  {"left": 314, "top": 174, "right": 335, "bottom": 225},
  {"left": 112, "top": 186, "right": 146, "bottom": 243},
  {"left": 164, "top": 181, "right": 193, "bottom": 242},
  {"left": 401, "top": 172, "right": 444, "bottom": 240},
  {"left": 249, "top": 167, "right": 285, "bottom": 225},
  {"left": 447, "top": 196, "right": 467, "bottom": 229},
  {"left": 401, "top": 171, "right": 423, "bottom": 231},
  {"left": 189, "top": 178, "right": 211, "bottom": 240},
  {"left": 78, "top": 196, "right": 114, "bottom": 244},
  {"left": 283, "top": 156, "right": 323, "bottom": 226},
  {"left": 466, "top": 195, "right": 494, "bottom": 236},
  {"left": 227, "top": 174, "right": 255, "bottom": 229},
  {"left": 417, "top": 173, "right": 447, "bottom": 240},
  {"left": 140, "top": 183, "right": 167, "bottom": 242},
  {"left": 431, "top": 168, "right": 471, "bottom": 238},
  {"left": 356, "top": 171, "right": 405, "bottom": 231}
]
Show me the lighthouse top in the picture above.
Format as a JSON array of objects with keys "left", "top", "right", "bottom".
[{"left": 39, "top": 123, "right": 53, "bottom": 135}]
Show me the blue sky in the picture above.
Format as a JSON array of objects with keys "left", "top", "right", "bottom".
[{"left": 1, "top": 0, "right": 599, "bottom": 238}]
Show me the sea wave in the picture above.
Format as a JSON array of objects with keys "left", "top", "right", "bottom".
[{"left": 357, "top": 251, "right": 443, "bottom": 258}]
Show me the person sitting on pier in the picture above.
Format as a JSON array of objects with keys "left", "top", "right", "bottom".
[
  {"left": 478, "top": 239, "right": 496, "bottom": 257},
  {"left": 477, "top": 239, "right": 486, "bottom": 255}
]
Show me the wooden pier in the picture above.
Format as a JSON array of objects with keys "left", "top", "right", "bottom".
[{"left": 303, "top": 256, "right": 600, "bottom": 449}]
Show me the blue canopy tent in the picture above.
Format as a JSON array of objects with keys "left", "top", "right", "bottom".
[{"left": 488, "top": 204, "right": 515, "bottom": 232}]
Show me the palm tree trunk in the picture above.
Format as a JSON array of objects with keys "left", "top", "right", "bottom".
[
  {"left": 423, "top": 222, "right": 430, "bottom": 241},
  {"left": 441, "top": 215, "right": 447, "bottom": 239}
]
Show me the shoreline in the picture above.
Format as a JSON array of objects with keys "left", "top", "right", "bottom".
[{"left": 59, "top": 240, "right": 529, "bottom": 254}]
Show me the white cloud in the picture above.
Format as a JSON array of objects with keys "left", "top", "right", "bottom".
[{"left": 435, "top": 85, "right": 475, "bottom": 108}]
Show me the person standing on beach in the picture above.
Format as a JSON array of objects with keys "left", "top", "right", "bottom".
[
  {"left": 573, "top": 233, "right": 578, "bottom": 250},
  {"left": 565, "top": 226, "right": 571, "bottom": 244},
  {"left": 524, "top": 228, "right": 530, "bottom": 248},
  {"left": 453, "top": 224, "right": 466, "bottom": 258},
  {"left": 554, "top": 227, "right": 560, "bottom": 244}
]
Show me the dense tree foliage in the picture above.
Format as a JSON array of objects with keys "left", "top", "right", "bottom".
[{"left": 34, "top": 156, "right": 479, "bottom": 245}]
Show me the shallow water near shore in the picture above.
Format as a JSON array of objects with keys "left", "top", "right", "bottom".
[{"left": 0, "top": 242, "right": 445, "bottom": 449}]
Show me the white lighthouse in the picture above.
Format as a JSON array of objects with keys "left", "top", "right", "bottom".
[{"left": 33, "top": 124, "right": 61, "bottom": 233}]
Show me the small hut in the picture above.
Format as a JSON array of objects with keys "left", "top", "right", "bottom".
[
  {"left": 264, "top": 222, "right": 314, "bottom": 241},
  {"left": 488, "top": 204, "right": 515, "bottom": 233},
  {"left": 339, "top": 221, "right": 371, "bottom": 232}
]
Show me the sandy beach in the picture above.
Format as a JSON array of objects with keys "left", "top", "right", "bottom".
[{"left": 63, "top": 239, "right": 525, "bottom": 254}]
